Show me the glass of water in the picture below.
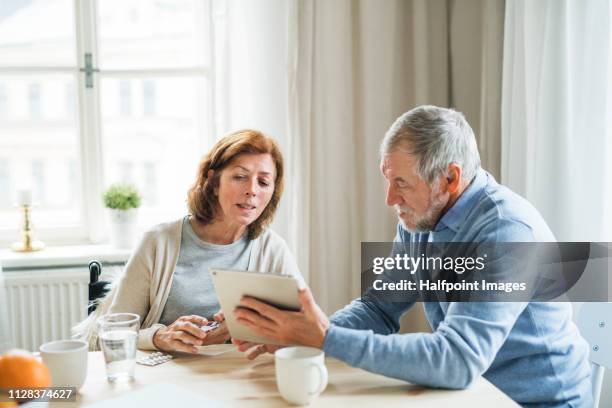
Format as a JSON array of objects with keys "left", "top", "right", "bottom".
[{"left": 98, "top": 313, "right": 139, "bottom": 382}]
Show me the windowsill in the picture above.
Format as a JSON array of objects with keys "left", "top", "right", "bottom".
[{"left": 0, "top": 244, "right": 132, "bottom": 270}]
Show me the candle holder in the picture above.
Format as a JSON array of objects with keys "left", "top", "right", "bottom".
[{"left": 11, "top": 204, "right": 45, "bottom": 252}]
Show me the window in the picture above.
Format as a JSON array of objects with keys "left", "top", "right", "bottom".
[
  {"left": 0, "top": 160, "right": 10, "bottom": 208},
  {"left": 142, "top": 80, "right": 155, "bottom": 116},
  {"left": 65, "top": 83, "right": 75, "bottom": 118},
  {"left": 0, "top": 84, "right": 7, "bottom": 117},
  {"left": 0, "top": 0, "right": 213, "bottom": 244},
  {"left": 31, "top": 160, "right": 45, "bottom": 205},
  {"left": 117, "top": 161, "right": 135, "bottom": 184},
  {"left": 142, "top": 161, "right": 158, "bottom": 205},
  {"left": 119, "top": 80, "right": 132, "bottom": 117},
  {"left": 28, "top": 83, "right": 42, "bottom": 120}
]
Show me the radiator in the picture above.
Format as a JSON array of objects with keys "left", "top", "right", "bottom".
[{"left": 3, "top": 268, "right": 89, "bottom": 352}]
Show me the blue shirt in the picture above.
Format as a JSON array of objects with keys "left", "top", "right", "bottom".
[{"left": 323, "top": 169, "right": 592, "bottom": 407}]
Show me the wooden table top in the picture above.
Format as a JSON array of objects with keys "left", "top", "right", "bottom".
[{"left": 60, "top": 347, "right": 519, "bottom": 407}]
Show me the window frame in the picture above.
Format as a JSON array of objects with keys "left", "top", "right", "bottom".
[{"left": 0, "top": 0, "right": 215, "bottom": 246}]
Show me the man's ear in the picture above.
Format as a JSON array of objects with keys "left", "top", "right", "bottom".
[{"left": 446, "top": 163, "right": 462, "bottom": 194}]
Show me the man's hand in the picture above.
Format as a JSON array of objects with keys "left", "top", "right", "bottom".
[
  {"left": 232, "top": 339, "right": 283, "bottom": 360},
  {"left": 152, "top": 315, "right": 208, "bottom": 353},
  {"left": 233, "top": 287, "right": 330, "bottom": 349}
]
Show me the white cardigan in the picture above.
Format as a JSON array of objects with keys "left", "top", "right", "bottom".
[{"left": 74, "top": 218, "right": 303, "bottom": 350}]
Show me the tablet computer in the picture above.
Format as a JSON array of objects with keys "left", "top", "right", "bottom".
[{"left": 210, "top": 268, "right": 301, "bottom": 345}]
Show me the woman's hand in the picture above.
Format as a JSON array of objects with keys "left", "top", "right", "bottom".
[
  {"left": 152, "top": 315, "right": 209, "bottom": 353},
  {"left": 200, "top": 310, "right": 230, "bottom": 345},
  {"left": 200, "top": 321, "right": 230, "bottom": 345}
]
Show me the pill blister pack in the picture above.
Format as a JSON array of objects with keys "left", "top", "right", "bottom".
[
  {"left": 201, "top": 321, "right": 220, "bottom": 332},
  {"left": 137, "top": 351, "right": 174, "bottom": 366}
]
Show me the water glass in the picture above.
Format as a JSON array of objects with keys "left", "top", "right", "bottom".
[{"left": 98, "top": 312, "right": 139, "bottom": 382}]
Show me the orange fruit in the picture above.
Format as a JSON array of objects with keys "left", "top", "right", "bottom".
[
  {"left": 0, "top": 353, "right": 51, "bottom": 389},
  {"left": 3, "top": 349, "right": 30, "bottom": 357}
]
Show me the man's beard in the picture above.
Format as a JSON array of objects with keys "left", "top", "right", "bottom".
[{"left": 397, "top": 183, "right": 448, "bottom": 233}]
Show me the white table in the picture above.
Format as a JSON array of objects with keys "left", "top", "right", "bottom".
[{"left": 60, "top": 347, "right": 520, "bottom": 407}]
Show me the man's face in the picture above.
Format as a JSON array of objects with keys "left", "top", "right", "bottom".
[{"left": 381, "top": 149, "right": 449, "bottom": 232}]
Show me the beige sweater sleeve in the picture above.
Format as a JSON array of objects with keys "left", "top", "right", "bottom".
[
  {"left": 254, "top": 229, "right": 306, "bottom": 287},
  {"left": 108, "top": 231, "right": 161, "bottom": 350}
]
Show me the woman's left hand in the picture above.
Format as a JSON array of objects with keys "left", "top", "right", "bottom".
[{"left": 201, "top": 310, "right": 230, "bottom": 345}]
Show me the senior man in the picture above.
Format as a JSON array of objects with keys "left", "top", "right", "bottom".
[{"left": 233, "top": 105, "right": 592, "bottom": 407}]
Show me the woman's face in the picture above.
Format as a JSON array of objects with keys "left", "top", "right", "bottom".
[{"left": 216, "top": 153, "right": 276, "bottom": 228}]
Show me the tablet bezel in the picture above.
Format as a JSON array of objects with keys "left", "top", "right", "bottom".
[{"left": 210, "top": 268, "right": 301, "bottom": 345}]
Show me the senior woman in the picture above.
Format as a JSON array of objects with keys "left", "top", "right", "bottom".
[{"left": 75, "top": 129, "right": 302, "bottom": 353}]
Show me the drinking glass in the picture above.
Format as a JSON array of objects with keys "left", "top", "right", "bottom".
[{"left": 98, "top": 313, "right": 139, "bottom": 382}]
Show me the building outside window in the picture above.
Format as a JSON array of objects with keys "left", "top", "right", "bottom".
[{"left": 0, "top": 0, "right": 213, "bottom": 244}]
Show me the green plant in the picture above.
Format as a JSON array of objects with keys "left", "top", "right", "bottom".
[{"left": 102, "top": 184, "right": 142, "bottom": 210}]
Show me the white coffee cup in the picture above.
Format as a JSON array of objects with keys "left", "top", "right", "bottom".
[
  {"left": 39, "top": 339, "right": 88, "bottom": 390},
  {"left": 275, "top": 346, "right": 328, "bottom": 405}
]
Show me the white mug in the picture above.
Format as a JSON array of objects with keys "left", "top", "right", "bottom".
[
  {"left": 39, "top": 339, "right": 88, "bottom": 390},
  {"left": 275, "top": 346, "right": 328, "bottom": 405}
]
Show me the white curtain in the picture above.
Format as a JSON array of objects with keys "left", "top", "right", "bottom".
[
  {"left": 210, "top": 0, "right": 294, "bottom": 250},
  {"left": 211, "top": 0, "right": 397, "bottom": 312},
  {"left": 503, "top": 5, "right": 612, "bottom": 404},
  {"left": 213, "top": 0, "right": 506, "bottom": 314},
  {"left": 502, "top": 0, "right": 612, "bottom": 242}
]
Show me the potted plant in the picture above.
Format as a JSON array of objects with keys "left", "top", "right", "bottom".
[{"left": 102, "top": 184, "right": 141, "bottom": 249}]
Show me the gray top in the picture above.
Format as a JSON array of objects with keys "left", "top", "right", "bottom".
[{"left": 159, "top": 216, "right": 253, "bottom": 325}]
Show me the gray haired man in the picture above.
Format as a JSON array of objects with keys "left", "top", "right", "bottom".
[{"left": 233, "top": 106, "right": 592, "bottom": 407}]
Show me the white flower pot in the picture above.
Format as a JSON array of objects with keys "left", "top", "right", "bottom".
[{"left": 107, "top": 208, "right": 138, "bottom": 249}]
